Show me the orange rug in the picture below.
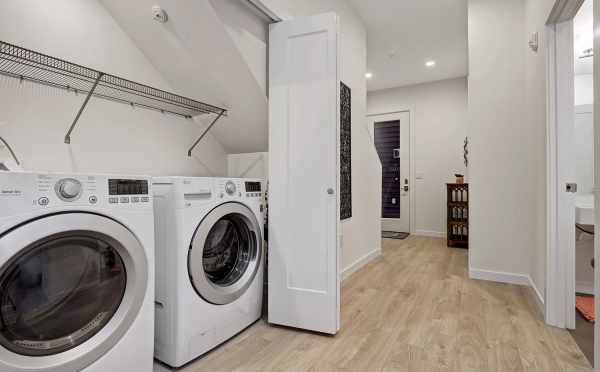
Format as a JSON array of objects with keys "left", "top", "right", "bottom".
[{"left": 576, "top": 295, "right": 595, "bottom": 322}]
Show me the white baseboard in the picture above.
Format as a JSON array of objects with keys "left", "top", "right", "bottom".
[
  {"left": 469, "top": 267, "right": 545, "bottom": 315},
  {"left": 469, "top": 268, "right": 530, "bottom": 285},
  {"left": 342, "top": 249, "right": 381, "bottom": 282},
  {"left": 528, "top": 276, "right": 545, "bottom": 316},
  {"left": 576, "top": 281, "right": 594, "bottom": 295},
  {"left": 414, "top": 230, "right": 446, "bottom": 238}
]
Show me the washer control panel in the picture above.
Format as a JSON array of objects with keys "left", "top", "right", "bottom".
[{"left": 108, "top": 179, "right": 149, "bottom": 196}]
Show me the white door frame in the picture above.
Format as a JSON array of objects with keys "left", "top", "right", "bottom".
[
  {"left": 367, "top": 107, "right": 416, "bottom": 235},
  {"left": 545, "top": 17, "right": 576, "bottom": 330},
  {"left": 593, "top": 0, "right": 600, "bottom": 367},
  {"left": 545, "top": 2, "right": 600, "bottom": 365}
]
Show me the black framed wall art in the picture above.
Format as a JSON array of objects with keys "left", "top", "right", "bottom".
[{"left": 340, "top": 82, "right": 352, "bottom": 220}]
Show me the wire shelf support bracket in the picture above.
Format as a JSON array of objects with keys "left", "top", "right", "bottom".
[
  {"left": 187, "top": 110, "right": 226, "bottom": 157},
  {"left": 64, "top": 72, "right": 103, "bottom": 144}
]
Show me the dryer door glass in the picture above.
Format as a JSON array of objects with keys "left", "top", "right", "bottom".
[
  {"left": 0, "top": 234, "right": 126, "bottom": 356},
  {"left": 189, "top": 202, "right": 262, "bottom": 305}
]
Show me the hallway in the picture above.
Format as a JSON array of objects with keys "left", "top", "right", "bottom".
[{"left": 155, "top": 236, "right": 591, "bottom": 371}]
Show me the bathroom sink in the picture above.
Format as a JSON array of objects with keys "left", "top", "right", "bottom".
[{"left": 576, "top": 193, "right": 594, "bottom": 225}]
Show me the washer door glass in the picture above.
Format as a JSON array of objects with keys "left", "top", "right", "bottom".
[
  {"left": 203, "top": 217, "right": 252, "bottom": 286},
  {"left": 0, "top": 234, "right": 126, "bottom": 356},
  {"left": 189, "top": 203, "right": 262, "bottom": 305}
]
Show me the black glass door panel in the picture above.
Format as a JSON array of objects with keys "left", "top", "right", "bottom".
[
  {"left": 0, "top": 235, "right": 126, "bottom": 356},
  {"left": 374, "top": 120, "right": 401, "bottom": 218}
]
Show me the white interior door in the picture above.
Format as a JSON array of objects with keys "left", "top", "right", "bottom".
[
  {"left": 369, "top": 112, "right": 410, "bottom": 233},
  {"left": 268, "top": 12, "right": 340, "bottom": 334}
]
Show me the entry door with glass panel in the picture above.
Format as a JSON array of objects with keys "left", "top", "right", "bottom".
[
  {"left": 188, "top": 202, "right": 262, "bottom": 305},
  {"left": 0, "top": 213, "right": 147, "bottom": 372},
  {"left": 370, "top": 112, "right": 410, "bottom": 233}
]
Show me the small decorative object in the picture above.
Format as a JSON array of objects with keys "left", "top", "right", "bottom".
[
  {"left": 340, "top": 82, "right": 352, "bottom": 220},
  {"left": 463, "top": 137, "right": 469, "bottom": 167},
  {"left": 455, "top": 174, "right": 464, "bottom": 184}
]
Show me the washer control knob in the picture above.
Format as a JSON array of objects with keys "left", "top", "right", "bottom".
[
  {"left": 56, "top": 178, "right": 82, "bottom": 201},
  {"left": 225, "top": 181, "right": 236, "bottom": 195}
]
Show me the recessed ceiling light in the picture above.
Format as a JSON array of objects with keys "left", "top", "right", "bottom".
[
  {"left": 365, "top": 72, "right": 373, "bottom": 79},
  {"left": 425, "top": 60, "right": 436, "bottom": 68}
]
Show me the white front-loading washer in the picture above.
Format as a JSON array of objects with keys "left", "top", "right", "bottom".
[
  {"left": 0, "top": 172, "right": 154, "bottom": 372},
  {"left": 152, "top": 177, "right": 264, "bottom": 368}
]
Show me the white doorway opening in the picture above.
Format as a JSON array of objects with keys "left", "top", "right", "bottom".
[{"left": 546, "top": 0, "right": 597, "bottom": 367}]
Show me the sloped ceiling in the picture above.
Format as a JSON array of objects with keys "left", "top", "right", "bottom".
[{"left": 100, "top": 0, "right": 268, "bottom": 153}]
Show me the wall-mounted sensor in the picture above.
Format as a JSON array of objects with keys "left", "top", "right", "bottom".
[{"left": 152, "top": 5, "right": 168, "bottom": 23}]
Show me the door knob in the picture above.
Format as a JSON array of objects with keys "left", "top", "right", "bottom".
[{"left": 327, "top": 188, "right": 335, "bottom": 195}]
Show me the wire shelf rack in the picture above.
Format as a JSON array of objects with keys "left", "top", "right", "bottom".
[{"left": 0, "top": 40, "right": 227, "bottom": 153}]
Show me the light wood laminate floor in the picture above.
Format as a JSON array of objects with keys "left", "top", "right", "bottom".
[{"left": 154, "top": 236, "right": 592, "bottom": 372}]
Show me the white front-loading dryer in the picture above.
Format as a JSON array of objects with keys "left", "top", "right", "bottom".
[
  {"left": 152, "top": 177, "right": 264, "bottom": 368},
  {"left": 0, "top": 172, "right": 154, "bottom": 372}
]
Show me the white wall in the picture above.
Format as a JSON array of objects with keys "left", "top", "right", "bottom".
[
  {"left": 468, "top": 0, "right": 536, "bottom": 281},
  {"left": 368, "top": 78, "right": 468, "bottom": 236},
  {"left": 0, "top": 0, "right": 228, "bottom": 176},
  {"left": 575, "top": 74, "right": 594, "bottom": 106},
  {"left": 468, "top": 0, "right": 553, "bottom": 304},
  {"left": 227, "top": 152, "right": 269, "bottom": 180},
  {"left": 263, "top": 0, "right": 382, "bottom": 273},
  {"left": 575, "top": 106, "right": 594, "bottom": 195}
]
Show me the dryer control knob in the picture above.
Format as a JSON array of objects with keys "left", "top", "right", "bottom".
[
  {"left": 225, "top": 181, "right": 236, "bottom": 195},
  {"left": 56, "top": 178, "right": 82, "bottom": 201}
]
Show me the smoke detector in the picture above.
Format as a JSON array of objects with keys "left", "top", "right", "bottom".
[{"left": 152, "top": 5, "right": 168, "bottom": 23}]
